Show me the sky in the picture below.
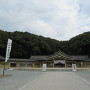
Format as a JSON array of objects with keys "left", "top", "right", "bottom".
[{"left": 0, "top": 0, "right": 90, "bottom": 40}]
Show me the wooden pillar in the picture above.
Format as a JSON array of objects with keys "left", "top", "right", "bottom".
[
  {"left": 53, "top": 62, "right": 54, "bottom": 68},
  {"left": 16, "top": 62, "right": 20, "bottom": 67},
  {"left": 32, "top": 62, "right": 35, "bottom": 67},
  {"left": 8, "top": 62, "right": 10, "bottom": 68},
  {"left": 53, "top": 59, "right": 54, "bottom": 68},
  {"left": 85, "top": 62, "right": 87, "bottom": 67},
  {"left": 65, "top": 61, "right": 66, "bottom": 67},
  {"left": 65, "top": 59, "right": 67, "bottom": 67},
  {"left": 81, "top": 62, "right": 83, "bottom": 67},
  {"left": 26, "top": 63, "right": 27, "bottom": 67}
]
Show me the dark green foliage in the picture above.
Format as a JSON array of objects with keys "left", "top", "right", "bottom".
[
  {"left": 0, "top": 30, "right": 90, "bottom": 58},
  {"left": 68, "top": 32, "right": 90, "bottom": 56}
]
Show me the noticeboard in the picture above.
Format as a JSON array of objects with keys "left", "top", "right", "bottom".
[
  {"left": 72, "top": 64, "right": 76, "bottom": 71},
  {"left": 43, "top": 64, "right": 46, "bottom": 71}
]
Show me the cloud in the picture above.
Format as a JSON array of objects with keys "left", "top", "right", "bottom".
[
  {"left": 31, "top": 20, "right": 57, "bottom": 38},
  {"left": 0, "top": 0, "right": 90, "bottom": 40}
]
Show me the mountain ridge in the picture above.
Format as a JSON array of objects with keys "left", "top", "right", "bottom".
[{"left": 0, "top": 30, "right": 90, "bottom": 58}]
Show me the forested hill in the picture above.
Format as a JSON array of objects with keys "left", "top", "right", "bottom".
[{"left": 0, "top": 30, "right": 90, "bottom": 58}]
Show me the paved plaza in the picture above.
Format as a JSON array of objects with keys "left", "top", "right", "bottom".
[{"left": 0, "top": 69, "right": 90, "bottom": 90}]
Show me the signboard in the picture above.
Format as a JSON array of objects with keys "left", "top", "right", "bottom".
[
  {"left": 72, "top": 64, "right": 76, "bottom": 71},
  {"left": 5, "top": 39, "right": 12, "bottom": 62},
  {"left": 43, "top": 64, "right": 46, "bottom": 71}
]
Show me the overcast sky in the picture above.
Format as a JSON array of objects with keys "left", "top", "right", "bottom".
[{"left": 0, "top": 0, "right": 90, "bottom": 40}]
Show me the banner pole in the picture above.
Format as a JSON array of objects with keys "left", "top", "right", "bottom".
[
  {"left": 3, "top": 62, "right": 5, "bottom": 76},
  {"left": 2, "top": 38, "right": 12, "bottom": 76}
]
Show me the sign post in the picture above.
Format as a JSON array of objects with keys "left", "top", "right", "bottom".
[
  {"left": 43, "top": 64, "right": 46, "bottom": 72},
  {"left": 3, "top": 39, "right": 12, "bottom": 76},
  {"left": 72, "top": 64, "right": 76, "bottom": 72}
]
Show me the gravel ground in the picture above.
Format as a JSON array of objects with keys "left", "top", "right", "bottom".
[
  {"left": 75, "top": 71, "right": 90, "bottom": 83},
  {"left": 0, "top": 69, "right": 43, "bottom": 90},
  {"left": 0, "top": 68, "right": 90, "bottom": 90}
]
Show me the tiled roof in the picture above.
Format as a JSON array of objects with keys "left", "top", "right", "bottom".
[
  {"left": 30, "top": 56, "right": 48, "bottom": 61},
  {"left": 9, "top": 58, "right": 30, "bottom": 62},
  {"left": 71, "top": 56, "right": 90, "bottom": 61},
  {"left": 0, "top": 56, "right": 30, "bottom": 62}
]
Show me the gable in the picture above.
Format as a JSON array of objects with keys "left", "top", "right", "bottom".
[{"left": 47, "top": 50, "right": 71, "bottom": 60}]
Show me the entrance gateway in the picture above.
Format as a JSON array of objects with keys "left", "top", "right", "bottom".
[{"left": 54, "top": 60, "right": 65, "bottom": 67}]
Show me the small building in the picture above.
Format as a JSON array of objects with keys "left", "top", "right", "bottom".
[{"left": 0, "top": 50, "right": 90, "bottom": 68}]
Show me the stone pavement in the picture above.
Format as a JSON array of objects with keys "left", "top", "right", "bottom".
[{"left": 18, "top": 72, "right": 90, "bottom": 90}]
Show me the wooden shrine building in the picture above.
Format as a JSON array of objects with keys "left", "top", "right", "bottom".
[{"left": 0, "top": 50, "right": 90, "bottom": 68}]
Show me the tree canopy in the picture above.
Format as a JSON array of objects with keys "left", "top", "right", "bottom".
[{"left": 0, "top": 30, "right": 90, "bottom": 58}]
